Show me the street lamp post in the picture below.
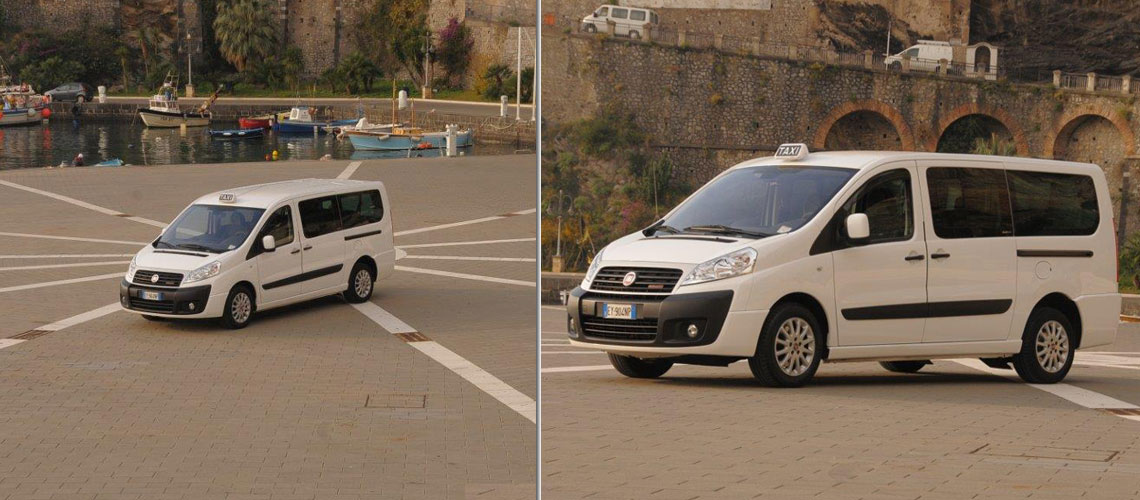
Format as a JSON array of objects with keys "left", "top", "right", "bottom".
[
  {"left": 185, "top": 33, "right": 194, "bottom": 97},
  {"left": 551, "top": 190, "right": 573, "bottom": 273}
]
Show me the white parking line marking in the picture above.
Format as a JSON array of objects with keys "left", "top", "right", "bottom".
[
  {"left": 401, "top": 255, "right": 536, "bottom": 262},
  {"left": 0, "top": 260, "right": 129, "bottom": 272},
  {"left": 0, "top": 254, "right": 136, "bottom": 259},
  {"left": 0, "top": 180, "right": 166, "bottom": 228},
  {"left": 542, "top": 351, "right": 607, "bottom": 354},
  {"left": 351, "top": 301, "right": 535, "bottom": 423},
  {"left": 37, "top": 303, "right": 122, "bottom": 332},
  {"left": 395, "top": 265, "right": 535, "bottom": 287},
  {"left": 0, "top": 232, "right": 147, "bottom": 246},
  {"left": 0, "top": 339, "right": 26, "bottom": 350},
  {"left": 0, "top": 272, "right": 124, "bottom": 294},
  {"left": 542, "top": 365, "right": 613, "bottom": 374},
  {"left": 410, "top": 341, "right": 537, "bottom": 423},
  {"left": 952, "top": 359, "right": 1140, "bottom": 411},
  {"left": 394, "top": 208, "right": 536, "bottom": 237},
  {"left": 397, "top": 238, "right": 536, "bottom": 249},
  {"left": 336, "top": 161, "right": 362, "bottom": 180},
  {"left": 350, "top": 302, "right": 417, "bottom": 334}
]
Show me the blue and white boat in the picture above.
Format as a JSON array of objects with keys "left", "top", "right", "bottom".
[
  {"left": 208, "top": 128, "right": 264, "bottom": 139},
  {"left": 343, "top": 125, "right": 474, "bottom": 151},
  {"left": 274, "top": 106, "right": 358, "bottom": 134}
]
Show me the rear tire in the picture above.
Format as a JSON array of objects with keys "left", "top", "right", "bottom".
[
  {"left": 879, "top": 360, "right": 928, "bottom": 373},
  {"left": 76, "top": 95, "right": 86, "bottom": 103},
  {"left": 1012, "top": 307, "right": 1074, "bottom": 384},
  {"left": 629, "top": 30, "right": 641, "bottom": 40},
  {"left": 220, "top": 285, "right": 254, "bottom": 329},
  {"left": 608, "top": 353, "right": 673, "bottom": 378},
  {"left": 748, "top": 303, "right": 822, "bottom": 387},
  {"left": 342, "top": 261, "right": 375, "bottom": 303}
]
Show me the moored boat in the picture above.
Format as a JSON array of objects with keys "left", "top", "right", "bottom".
[
  {"left": 137, "top": 74, "right": 214, "bottom": 128},
  {"left": 0, "top": 61, "right": 48, "bottom": 127},
  {"left": 239, "top": 111, "right": 289, "bottom": 130},
  {"left": 274, "top": 106, "right": 358, "bottom": 133},
  {"left": 209, "top": 128, "right": 264, "bottom": 139},
  {"left": 343, "top": 126, "right": 474, "bottom": 151}
]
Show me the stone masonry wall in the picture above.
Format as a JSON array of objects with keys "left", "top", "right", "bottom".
[{"left": 2, "top": 0, "right": 121, "bottom": 32}]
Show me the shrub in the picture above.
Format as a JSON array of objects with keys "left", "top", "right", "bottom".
[{"left": 436, "top": 17, "right": 474, "bottom": 89}]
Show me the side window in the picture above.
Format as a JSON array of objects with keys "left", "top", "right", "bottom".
[
  {"left": 337, "top": 190, "right": 384, "bottom": 229},
  {"left": 843, "top": 169, "right": 913, "bottom": 244},
  {"left": 612, "top": 8, "right": 628, "bottom": 19},
  {"left": 1008, "top": 170, "right": 1099, "bottom": 236},
  {"left": 904, "top": 48, "right": 920, "bottom": 58},
  {"left": 298, "top": 196, "right": 341, "bottom": 238},
  {"left": 359, "top": 190, "right": 384, "bottom": 224},
  {"left": 338, "top": 192, "right": 363, "bottom": 229},
  {"left": 651, "top": 12, "right": 658, "bottom": 23},
  {"left": 926, "top": 167, "right": 1012, "bottom": 239},
  {"left": 596, "top": 6, "right": 608, "bottom": 16},
  {"left": 260, "top": 205, "right": 294, "bottom": 247},
  {"left": 630, "top": 10, "right": 646, "bottom": 21}
]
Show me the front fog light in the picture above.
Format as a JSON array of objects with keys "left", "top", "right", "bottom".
[
  {"left": 686, "top": 324, "right": 700, "bottom": 338},
  {"left": 568, "top": 317, "right": 578, "bottom": 338}
]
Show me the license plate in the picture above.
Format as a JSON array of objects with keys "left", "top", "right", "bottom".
[
  {"left": 140, "top": 290, "right": 164, "bottom": 301},
  {"left": 603, "top": 303, "right": 636, "bottom": 320}
]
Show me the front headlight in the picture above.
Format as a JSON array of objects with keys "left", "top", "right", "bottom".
[
  {"left": 126, "top": 257, "right": 137, "bottom": 281},
  {"left": 183, "top": 260, "right": 221, "bottom": 284},
  {"left": 679, "top": 248, "right": 758, "bottom": 286},
  {"left": 581, "top": 247, "right": 606, "bottom": 288}
]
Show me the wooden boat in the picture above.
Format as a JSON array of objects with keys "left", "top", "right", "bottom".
[
  {"left": 239, "top": 111, "right": 289, "bottom": 130},
  {"left": 208, "top": 128, "right": 264, "bottom": 139},
  {"left": 273, "top": 106, "right": 358, "bottom": 134},
  {"left": 343, "top": 125, "right": 474, "bottom": 151}
]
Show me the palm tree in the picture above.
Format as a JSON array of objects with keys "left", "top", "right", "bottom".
[
  {"left": 972, "top": 133, "right": 1017, "bottom": 157},
  {"left": 214, "top": 0, "right": 277, "bottom": 72}
]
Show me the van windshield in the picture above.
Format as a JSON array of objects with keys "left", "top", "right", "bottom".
[
  {"left": 651, "top": 165, "right": 855, "bottom": 238},
  {"left": 156, "top": 204, "right": 265, "bottom": 253}
]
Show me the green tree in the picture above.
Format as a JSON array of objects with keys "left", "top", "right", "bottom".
[
  {"left": 436, "top": 17, "right": 473, "bottom": 87},
  {"left": 355, "top": 0, "right": 429, "bottom": 86},
  {"left": 213, "top": 0, "right": 277, "bottom": 72},
  {"left": 336, "top": 51, "right": 382, "bottom": 94},
  {"left": 480, "top": 63, "right": 513, "bottom": 100},
  {"left": 115, "top": 45, "right": 131, "bottom": 91},
  {"left": 19, "top": 57, "right": 85, "bottom": 92}
]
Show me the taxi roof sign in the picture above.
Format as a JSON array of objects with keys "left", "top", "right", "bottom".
[
  {"left": 218, "top": 193, "right": 236, "bottom": 203},
  {"left": 774, "top": 143, "right": 808, "bottom": 161}
]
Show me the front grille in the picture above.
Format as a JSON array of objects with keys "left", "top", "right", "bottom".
[
  {"left": 582, "top": 291, "right": 667, "bottom": 303},
  {"left": 133, "top": 270, "right": 183, "bottom": 287},
  {"left": 580, "top": 317, "right": 658, "bottom": 342},
  {"left": 591, "top": 267, "right": 683, "bottom": 293},
  {"left": 129, "top": 297, "right": 175, "bottom": 313}
]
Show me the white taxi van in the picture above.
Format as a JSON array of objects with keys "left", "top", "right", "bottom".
[
  {"left": 120, "top": 179, "right": 395, "bottom": 328},
  {"left": 567, "top": 145, "right": 1120, "bottom": 386}
]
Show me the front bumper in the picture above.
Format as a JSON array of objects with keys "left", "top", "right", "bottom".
[
  {"left": 119, "top": 279, "right": 212, "bottom": 316},
  {"left": 567, "top": 286, "right": 734, "bottom": 347}
]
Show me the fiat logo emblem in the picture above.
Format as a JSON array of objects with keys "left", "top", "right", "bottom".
[
  {"left": 150, "top": 274, "right": 160, "bottom": 284},
  {"left": 622, "top": 272, "right": 637, "bottom": 287}
]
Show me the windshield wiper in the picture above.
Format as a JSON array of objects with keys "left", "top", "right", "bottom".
[
  {"left": 154, "top": 240, "right": 175, "bottom": 249},
  {"left": 684, "top": 225, "right": 770, "bottom": 239},
  {"left": 176, "top": 243, "right": 219, "bottom": 253},
  {"left": 642, "top": 220, "right": 682, "bottom": 236}
]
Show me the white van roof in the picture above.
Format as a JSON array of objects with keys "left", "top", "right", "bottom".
[
  {"left": 735, "top": 151, "right": 1103, "bottom": 176},
  {"left": 193, "top": 178, "right": 382, "bottom": 208}
]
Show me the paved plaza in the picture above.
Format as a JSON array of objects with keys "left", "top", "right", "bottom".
[{"left": 0, "top": 155, "right": 537, "bottom": 500}]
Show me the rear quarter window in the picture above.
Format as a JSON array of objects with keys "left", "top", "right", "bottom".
[
  {"left": 298, "top": 196, "right": 342, "bottom": 237},
  {"left": 630, "top": 10, "right": 646, "bottom": 21},
  {"left": 1007, "top": 170, "right": 1099, "bottom": 236},
  {"left": 338, "top": 190, "right": 384, "bottom": 229}
]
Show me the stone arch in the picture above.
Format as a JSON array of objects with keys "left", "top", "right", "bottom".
[
  {"left": 1044, "top": 105, "right": 1136, "bottom": 159},
  {"left": 930, "top": 103, "right": 1029, "bottom": 156},
  {"left": 812, "top": 100, "right": 916, "bottom": 151}
]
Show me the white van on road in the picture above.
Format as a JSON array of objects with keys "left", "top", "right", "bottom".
[
  {"left": 581, "top": 5, "right": 659, "bottom": 39},
  {"left": 120, "top": 179, "right": 395, "bottom": 328},
  {"left": 567, "top": 145, "right": 1120, "bottom": 386}
]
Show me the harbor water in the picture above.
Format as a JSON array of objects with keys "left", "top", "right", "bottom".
[{"left": 0, "top": 117, "right": 519, "bottom": 170}]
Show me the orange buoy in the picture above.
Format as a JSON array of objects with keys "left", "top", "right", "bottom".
[
  {"left": 417, "top": 141, "right": 432, "bottom": 149},
  {"left": 41, "top": 108, "right": 51, "bottom": 118}
]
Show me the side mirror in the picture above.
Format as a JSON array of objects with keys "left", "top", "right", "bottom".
[
  {"left": 845, "top": 213, "right": 870, "bottom": 241},
  {"left": 261, "top": 234, "right": 276, "bottom": 252}
]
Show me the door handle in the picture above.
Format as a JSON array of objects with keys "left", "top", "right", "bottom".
[
  {"left": 930, "top": 252, "right": 951, "bottom": 259},
  {"left": 904, "top": 254, "right": 925, "bottom": 261},
  {"left": 303, "top": 245, "right": 313, "bottom": 251},
  {"left": 290, "top": 248, "right": 301, "bottom": 255}
]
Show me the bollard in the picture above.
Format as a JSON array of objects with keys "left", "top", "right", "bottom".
[
  {"left": 97, "top": 86, "right": 107, "bottom": 104},
  {"left": 180, "top": 122, "right": 187, "bottom": 135},
  {"left": 398, "top": 89, "right": 408, "bottom": 110},
  {"left": 446, "top": 124, "right": 458, "bottom": 157},
  {"left": 500, "top": 95, "right": 509, "bottom": 117}
]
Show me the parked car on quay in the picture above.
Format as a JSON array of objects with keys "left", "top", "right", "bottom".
[
  {"left": 567, "top": 144, "right": 1120, "bottom": 387},
  {"left": 44, "top": 82, "right": 92, "bottom": 102},
  {"left": 120, "top": 179, "right": 396, "bottom": 329},
  {"left": 581, "top": 4, "right": 658, "bottom": 39}
]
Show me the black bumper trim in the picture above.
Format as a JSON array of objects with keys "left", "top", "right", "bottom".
[
  {"left": 119, "top": 279, "right": 212, "bottom": 315},
  {"left": 567, "top": 287, "right": 735, "bottom": 347}
]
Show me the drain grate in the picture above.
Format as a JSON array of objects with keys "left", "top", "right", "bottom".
[
  {"left": 9, "top": 329, "right": 51, "bottom": 341},
  {"left": 972, "top": 443, "right": 1119, "bottom": 462},
  {"left": 365, "top": 393, "right": 426, "bottom": 409}
]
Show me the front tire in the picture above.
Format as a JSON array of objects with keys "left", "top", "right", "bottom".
[
  {"left": 749, "top": 303, "right": 823, "bottom": 387},
  {"left": 1012, "top": 307, "right": 1074, "bottom": 384},
  {"left": 629, "top": 30, "right": 641, "bottom": 40},
  {"left": 608, "top": 353, "right": 673, "bottom": 378},
  {"left": 220, "top": 285, "right": 254, "bottom": 329},
  {"left": 343, "top": 261, "right": 375, "bottom": 303},
  {"left": 879, "top": 360, "right": 929, "bottom": 373},
  {"left": 584, "top": 24, "right": 597, "bottom": 33}
]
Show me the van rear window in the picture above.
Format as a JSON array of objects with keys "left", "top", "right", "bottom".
[{"left": 1007, "top": 170, "right": 1099, "bottom": 236}]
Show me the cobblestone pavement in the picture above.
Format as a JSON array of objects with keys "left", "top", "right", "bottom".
[
  {"left": 0, "top": 156, "right": 536, "bottom": 500},
  {"left": 542, "top": 307, "right": 1140, "bottom": 500}
]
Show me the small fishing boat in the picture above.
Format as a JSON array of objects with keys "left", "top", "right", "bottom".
[
  {"left": 94, "top": 158, "right": 125, "bottom": 167},
  {"left": 331, "top": 117, "right": 399, "bottom": 136},
  {"left": 137, "top": 73, "right": 215, "bottom": 128},
  {"left": 274, "top": 106, "right": 358, "bottom": 134},
  {"left": 0, "top": 61, "right": 48, "bottom": 127},
  {"left": 208, "top": 128, "right": 264, "bottom": 139},
  {"left": 343, "top": 125, "right": 474, "bottom": 151},
  {"left": 239, "top": 111, "right": 289, "bottom": 130}
]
